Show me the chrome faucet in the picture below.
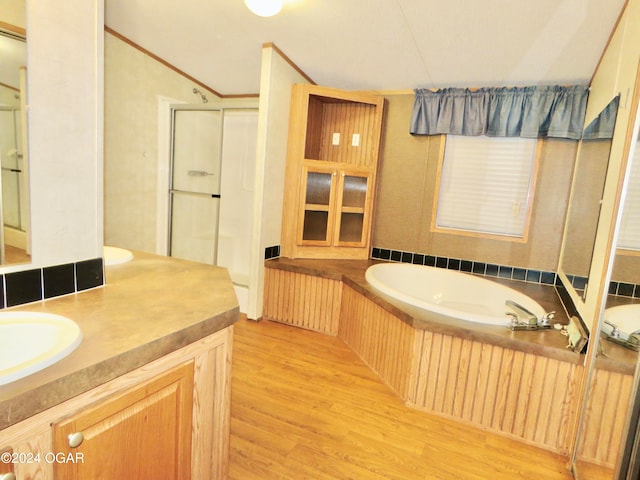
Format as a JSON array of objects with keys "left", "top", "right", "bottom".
[
  {"left": 505, "top": 300, "right": 553, "bottom": 331},
  {"left": 505, "top": 300, "right": 538, "bottom": 325}
]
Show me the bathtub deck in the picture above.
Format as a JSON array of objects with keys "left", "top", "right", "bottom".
[{"left": 230, "top": 316, "right": 575, "bottom": 480}]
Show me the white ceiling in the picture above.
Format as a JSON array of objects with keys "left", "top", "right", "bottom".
[{"left": 6, "top": 0, "right": 629, "bottom": 97}]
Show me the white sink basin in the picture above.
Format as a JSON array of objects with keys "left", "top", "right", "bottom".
[
  {"left": 603, "top": 304, "right": 640, "bottom": 341},
  {"left": 103, "top": 246, "right": 134, "bottom": 266},
  {"left": 0, "top": 312, "right": 82, "bottom": 385}
]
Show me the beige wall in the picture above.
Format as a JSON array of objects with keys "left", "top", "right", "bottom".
[
  {"left": 373, "top": 94, "right": 577, "bottom": 272},
  {"left": 247, "top": 45, "right": 311, "bottom": 319},
  {"left": 26, "top": 0, "right": 103, "bottom": 268},
  {"left": 104, "top": 32, "right": 221, "bottom": 253}
]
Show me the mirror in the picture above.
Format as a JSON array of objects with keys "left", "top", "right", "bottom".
[
  {"left": 572, "top": 101, "right": 640, "bottom": 480},
  {"left": 608, "top": 127, "right": 640, "bottom": 307},
  {"left": 559, "top": 95, "right": 620, "bottom": 310},
  {"left": 0, "top": 5, "right": 30, "bottom": 265}
]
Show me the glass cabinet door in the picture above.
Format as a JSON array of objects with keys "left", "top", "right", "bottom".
[
  {"left": 299, "top": 167, "right": 337, "bottom": 245},
  {"left": 335, "top": 171, "right": 371, "bottom": 246}
]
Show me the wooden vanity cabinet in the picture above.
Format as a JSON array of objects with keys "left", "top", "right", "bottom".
[
  {"left": 0, "top": 326, "right": 233, "bottom": 480},
  {"left": 281, "top": 84, "right": 385, "bottom": 259},
  {"left": 52, "top": 362, "right": 194, "bottom": 479}
]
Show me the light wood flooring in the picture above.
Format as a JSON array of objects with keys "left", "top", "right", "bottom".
[{"left": 229, "top": 317, "right": 575, "bottom": 480}]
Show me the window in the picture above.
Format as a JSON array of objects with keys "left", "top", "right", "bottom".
[{"left": 433, "top": 135, "right": 539, "bottom": 241}]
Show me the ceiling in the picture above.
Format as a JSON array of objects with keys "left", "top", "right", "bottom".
[
  {"left": 0, "top": 1, "right": 629, "bottom": 97},
  {"left": 104, "top": 0, "right": 627, "bottom": 96}
]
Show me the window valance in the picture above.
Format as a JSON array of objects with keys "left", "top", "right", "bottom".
[{"left": 410, "top": 85, "right": 589, "bottom": 140}]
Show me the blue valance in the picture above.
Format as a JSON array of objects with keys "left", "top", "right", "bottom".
[{"left": 410, "top": 85, "right": 589, "bottom": 140}]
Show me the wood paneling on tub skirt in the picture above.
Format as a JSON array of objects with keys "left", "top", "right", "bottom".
[
  {"left": 339, "top": 284, "right": 582, "bottom": 454},
  {"left": 338, "top": 285, "right": 416, "bottom": 399},
  {"left": 576, "top": 367, "right": 634, "bottom": 469},
  {"left": 263, "top": 266, "right": 342, "bottom": 335}
]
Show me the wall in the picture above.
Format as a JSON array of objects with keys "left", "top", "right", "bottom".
[
  {"left": 373, "top": 94, "right": 577, "bottom": 273},
  {"left": 25, "top": 0, "right": 103, "bottom": 268},
  {"left": 104, "top": 32, "right": 221, "bottom": 253},
  {"left": 247, "top": 45, "right": 311, "bottom": 320}
]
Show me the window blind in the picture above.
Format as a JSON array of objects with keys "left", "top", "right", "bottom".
[
  {"left": 435, "top": 135, "right": 537, "bottom": 238},
  {"left": 618, "top": 143, "right": 640, "bottom": 250}
]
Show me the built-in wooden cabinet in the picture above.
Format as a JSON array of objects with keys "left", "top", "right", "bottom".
[
  {"left": 52, "top": 363, "right": 194, "bottom": 479},
  {"left": 0, "top": 327, "right": 233, "bottom": 480},
  {"left": 282, "top": 84, "right": 385, "bottom": 259}
]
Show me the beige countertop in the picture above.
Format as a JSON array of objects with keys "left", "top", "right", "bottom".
[
  {"left": 0, "top": 251, "right": 239, "bottom": 430},
  {"left": 265, "top": 257, "right": 585, "bottom": 365}
]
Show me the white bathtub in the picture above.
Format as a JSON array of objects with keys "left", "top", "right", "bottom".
[{"left": 365, "top": 262, "right": 545, "bottom": 326}]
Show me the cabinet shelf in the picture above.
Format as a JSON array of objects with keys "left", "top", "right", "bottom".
[{"left": 305, "top": 204, "right": 331, "bottom": 212}]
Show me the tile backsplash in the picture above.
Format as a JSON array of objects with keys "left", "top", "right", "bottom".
[
  {"left": 371, "top": 247, "right": 557, "bottom": 286},
  {"left": 371, "top": 247, "right": 640, "bottom": 299},
  {"left": 2, "top": 258, "right": 104, "bottom": 309}
]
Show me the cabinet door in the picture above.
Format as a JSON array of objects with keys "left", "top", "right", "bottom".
[
  {"left": 52, "top": 362, "right": 194, "bottom": 480},
  {"left": 298, "top": 165, "right": 337, "bottom": 245},
  {"left": 334, "top": 170, "right": 372, "bottom": 246}
]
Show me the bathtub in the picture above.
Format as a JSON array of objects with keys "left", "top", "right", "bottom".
[{"left": 365, "top": 262, "right": 546, "bottom": 326}]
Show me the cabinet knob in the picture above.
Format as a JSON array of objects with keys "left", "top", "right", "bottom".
[
  {"left": 68, "top": 432, "right": 84, "bottom": 448},
  {"left": 0, "top": 473, "right": 16, "bottom": 480}
]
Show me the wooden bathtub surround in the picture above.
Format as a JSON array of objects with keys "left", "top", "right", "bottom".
[
  {"left": 340, "top": 283, "right": 581, "bottom": 454},
  {"left": 263, "top": 258, "right": 633, "bottom": 463}
]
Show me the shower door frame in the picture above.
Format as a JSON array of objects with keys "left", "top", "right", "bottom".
[{"left": 167, "top": 104, "right": 224, "bottom": 265}]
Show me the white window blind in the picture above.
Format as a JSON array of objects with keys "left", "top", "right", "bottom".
[
  {"left": 618, "top": 142, "right": 640, "bottom": 250},
  {"left": 435, "top": 135, "right": 537, "bottom": 238}
]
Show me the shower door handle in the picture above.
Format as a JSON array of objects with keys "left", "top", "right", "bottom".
[{"left": 187, "top": 170, "right": 215, "bottom": 177}]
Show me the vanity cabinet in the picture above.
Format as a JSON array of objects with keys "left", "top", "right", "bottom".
[
  {"left": 281, "top": 84, "right": 385, "bottom": 259},
  {"left": 0, "top": 326, "right": 233, "bottom": 480},
  {"left": 52, "top": 362, "right": 194, "bottom": 479}
]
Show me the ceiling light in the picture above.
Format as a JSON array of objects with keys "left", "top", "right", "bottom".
[{"left": 244, "top": 0, "right": 283, "bottom": 17}]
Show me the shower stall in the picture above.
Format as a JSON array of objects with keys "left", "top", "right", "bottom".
[
  {"left": 0, "top": 105, "right": 29, "bottom": 263},
  {"left": 168, "top": 105, "right": 258, "bottom": 312}
]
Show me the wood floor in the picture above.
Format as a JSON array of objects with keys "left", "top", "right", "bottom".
[{"left": 229, "top": 317, "right": 575, "bottom": 480}]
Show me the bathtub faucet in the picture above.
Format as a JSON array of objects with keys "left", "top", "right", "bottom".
[{"left": 505, "top": 300, "right": 553, "bottom": 331}]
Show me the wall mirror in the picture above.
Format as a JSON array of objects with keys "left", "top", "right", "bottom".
[
  {"left": 571, "top": 86, "right": 640, "bottom": 479},
  {"left": 0, "top": 6, "right": 30, "bottom": 266},
  {"left": 559, "top": 95, "right": 620, "bottom": 313}
]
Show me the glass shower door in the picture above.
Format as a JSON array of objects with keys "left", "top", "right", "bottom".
[{"left": 169, "top": 108, "right": 222, "bottom": 264}]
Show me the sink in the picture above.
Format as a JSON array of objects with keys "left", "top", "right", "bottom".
[
  {"left": 603, "top": 304, "right": 640, "bottom": 341},
  {"left": 103, "top": 246, "right": 134, "bottom": 266},
  {"left": 0, "top": 312, "right": 82, "bottom": 385}
]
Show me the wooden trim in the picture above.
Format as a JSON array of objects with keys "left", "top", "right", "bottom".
[
  {"left": 105, "top": 26, "right": 258, "bottom": 99},
  {"left": 262, "top": 42, "right": 316, "bottom": 85},
  {"left": 0, "top": 21, "right": 26, "bottom": 38},
  {"left": 0, "top": 82, "right": 19, "bottom": 92},
  {"left": 615, "top": 248, "right": 640, "bottom": 257}
]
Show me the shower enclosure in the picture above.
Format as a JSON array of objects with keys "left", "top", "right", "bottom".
[
  {"left": 0, "top": 105, "right": 29, "bottom": 263},
  {"left": 168, "top": 105, "right": 258, "bottom": 311}
]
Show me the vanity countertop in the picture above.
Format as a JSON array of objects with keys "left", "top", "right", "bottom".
[
  {"left": 0, "top": 251, "right": 239, "bottom": 430},
  {"left": 265, "top": 257, "right": 582, "bottom": 365}
]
